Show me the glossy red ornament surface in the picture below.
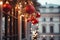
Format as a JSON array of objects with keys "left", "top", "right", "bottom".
[
  {"left": 32, "top": 19, "right": 39, "bottom": 24},
  {"left": 30, "top": 16, "right": 35, "bottom": 21},
  {"left": 36, "top": 12, "right": 41, "bottom": 18},
  {"left": 27, "top": 16, "right": 35, "bottom": 22},
  {"left": 27, "top": 18, "right": 31, "bottom": 22},
  {"left": 24, "top": 4, "right": 35, "bottom": 14},
  {"left": 3, "top": 3, "right": 12, "bottom": 12}
]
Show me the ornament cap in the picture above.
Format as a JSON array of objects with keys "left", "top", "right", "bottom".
[{"left": 6, "top": 1, "right": 9, "bottom": 4}]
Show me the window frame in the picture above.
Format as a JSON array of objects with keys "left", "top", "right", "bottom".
[
  {"left": 50, "top": 38, "right": 54, "bottom": 40},
  {"left": 42, "top": 38, "right": 46, "bottom": 40},
  {"left": 43, "top": 18, "right": 46, "bottom": 22},
  {"left": 50, "top": 17, "right": 53, "bottom": 22},
  {"left": 42, "top": 26, "right": 46, "bottom": 33},
  {"left": 50, "top": 25, "right": 54, "bottom": 33}
]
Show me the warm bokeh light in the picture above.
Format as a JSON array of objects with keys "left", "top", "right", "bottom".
[{"left": 0, "top": 1, "right": 3, "bottom": 5}]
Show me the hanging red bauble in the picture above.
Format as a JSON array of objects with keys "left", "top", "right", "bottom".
[
  {"left": 27, "top": 18, "right": 31, "bottom": 22},
  {"left": 27, "top": 16, "right": 35, "bottom": 22},
  {"left": 24, "top": 4, "right": 35, "bottom": 14},
  {"left": 27, "top": 16, "right": 36, "bottom": 22},
  {"left": 3, "top": 2, "right": 12, "bottom": 13},
  {"left": 32, "top": 19, "right": 39, "bottom": 24},
  {"left": 30, "top": 16, "right": 35, "bottom": 21},
  {"left": 36, "top": 12, "right": 41, "bottom": 18}
]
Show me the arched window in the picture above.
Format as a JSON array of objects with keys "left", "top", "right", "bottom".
[
  {"left": 50, "top": 18, "right": 53, "bottom": 22},
  {"left": 59, "top": 36, "right": 60, "bottom": 40},
  {"left": 50, "top": 38, "right": 54, "bottom": 40},
  {"left": 42, "top": 38, "right": 46, "bottom": 40},
  {"left": 42, "top": 26, "right": 46, "bottom": 33},
  {"left": 50, "top": 26, "right": 53, "bottom": 33},
  {"left": 43, "top": 18, "right": 46, "bottom": 22}
]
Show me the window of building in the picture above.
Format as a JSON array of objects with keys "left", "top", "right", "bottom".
[
  {"left": 42, "top": 38, "right": 46, "bottom": 40},
  {"left": 42, "top": 26, "right": 46, "bottom": 33},
  {"left": 50, "top": 18, "right": 53, "bottom": 22},
  {"left": 59, "top": 36, "right": 60, "bottom": 40},
  {"left": 59, "top": 24, "right": 60, "bottom": 33},
  {"left": 59, "top": 9, "right": 60, "bottom": 13},
  {"left": 50, "top": 26, "right": 54, "bottom": 33},
  {"left": 50, "top": 38, "right": 54, "bottom": 40},
  {"left": 58, "top": 6, "right": 60, "bottom": 13},
  {"left": 43, "top": 18, "right": 46, "bottom": 21},
  {"left": 49, "top": 6, "right": 54, "bottom": 12}
]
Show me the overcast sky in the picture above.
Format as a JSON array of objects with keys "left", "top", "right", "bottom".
[{"left": 37, "top": 0, "right": 60, "bottom": 5}]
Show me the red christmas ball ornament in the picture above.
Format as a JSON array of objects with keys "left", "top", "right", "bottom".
[
  {"left": 3, "top": 1, "right": 12, "bottom": 13},
  {"left": 32, "top": 19, "right": 39, "bottom": 24},
  {"left": 24, "top": 4, "right": 35, "bottom": 14},
  {"left": 27, "top": 18, "right": 31, "bottom": 22},
  {"left": 27, "top": 16, "right": 35, "bottom": 22},
  {"left": 27, "top": 16, "right": 36, "bottom": 22},
  {"left": 36, "top": 12, "right": 41, "bottom": 18},
  {"left": 30, "top": 16, "right": 35, "bottom": 21}
]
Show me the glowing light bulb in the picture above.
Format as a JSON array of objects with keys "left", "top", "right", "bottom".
[
  {"left": 21, "top": 15, "right": 24, "bottom": 17},
  {"left": 51, "top": 35, "right": 53, "bottom": 37},
  {"left": 25, "top": 2, "right": 27, "bottom": 4},
  {"left": 0, "top": 1, "right": 3, "bottom": 5},
  {"left": 6, "top": 1, "right": 9, "bottom": 4},
  {"left": 43, "top": 35, "right": 45, "bottom": 37}
]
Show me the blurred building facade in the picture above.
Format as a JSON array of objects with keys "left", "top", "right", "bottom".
[
  {"left": 1, "top": 1, "right": 60, "bottom": 40},
  {"left": 37, "top": 5, "right": 60, "bottom": 40}
]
